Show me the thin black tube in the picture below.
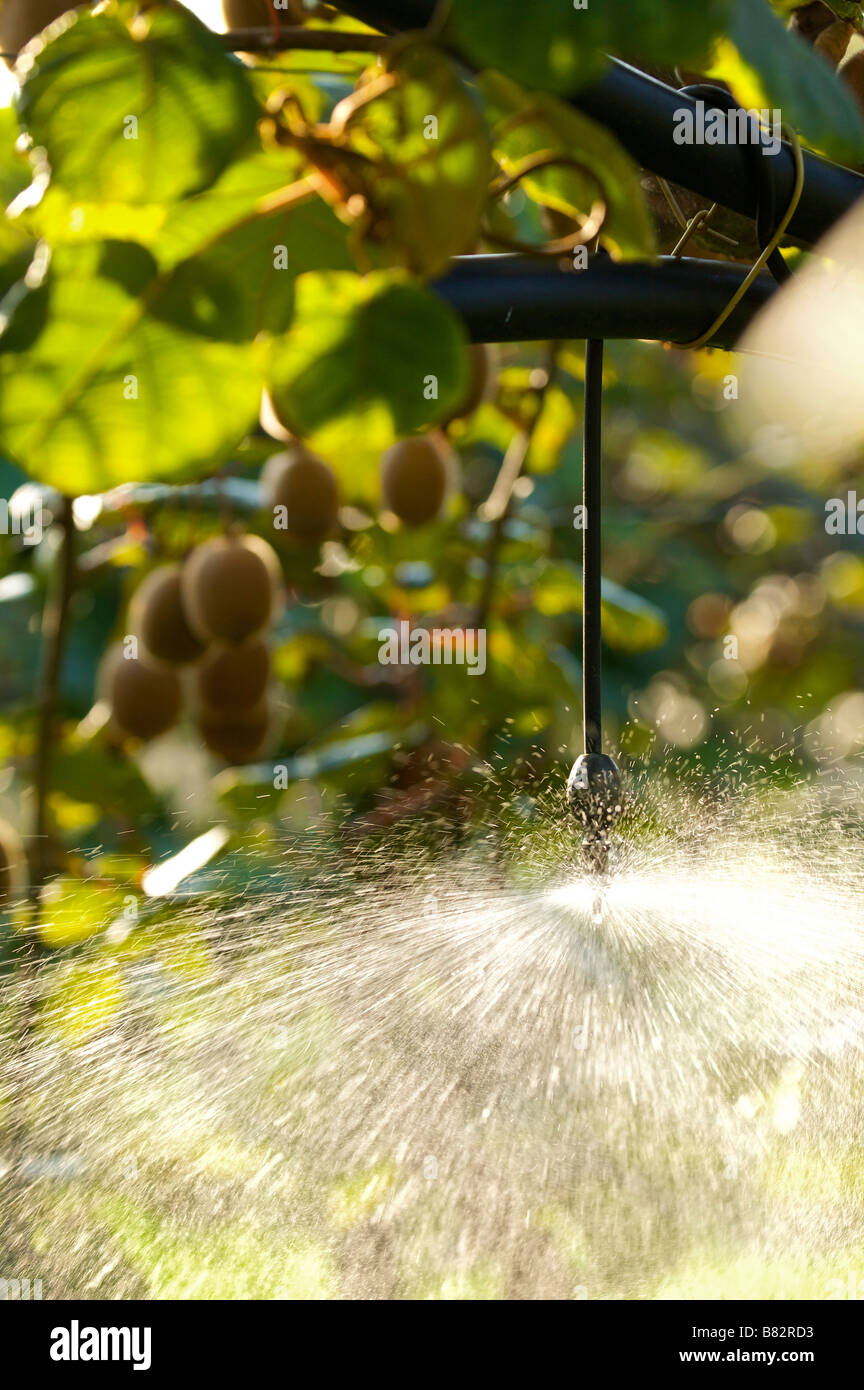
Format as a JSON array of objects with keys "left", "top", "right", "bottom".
[
  {"left": 333, "top": 0, "right": 864, "bottom": 248},
  {"left": 434, "top": 253, "right": 776, "bottom": 348},
  {"left": 582, "top": 339, "right": 604, "bottom": 756}
]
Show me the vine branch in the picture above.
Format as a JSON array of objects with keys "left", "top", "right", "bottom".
[{"left": 220, "top": 27, "right": 387, "bottom": 55}]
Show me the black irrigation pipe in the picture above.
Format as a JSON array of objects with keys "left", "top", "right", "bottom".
[
  {"left": 331, "top": 0, "right": 864, "bottom": 248},
  {"left": 570, "top": 61, "right": 863, "bottom": 250},
  {"left": 434, "top": 253, "right": 777, "bottom": 349}
]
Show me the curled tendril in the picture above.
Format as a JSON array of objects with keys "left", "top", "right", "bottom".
[
  {"left": 490, "top": 151, "right": 603, "bottom": 202},
  {"left": 328, "top": 70, "right": 400, "bottom": 139},
  {"left": 486, "top": 152, "right": 608, "bottom": 255}
]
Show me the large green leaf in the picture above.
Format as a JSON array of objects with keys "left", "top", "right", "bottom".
[
  {"left": 612, "top": 0, "right": 732, "bottom": 68},
  {"left": 155, "top": 150, "right": 331, "bottom": 270},
  {"left": 336, "top": 43, "right": 490, "bottom": 276},
  {"left": 267, "top": 270, "right": 468, "bottom": 476},
  {"left": 16, "top": 4, "right": 260, "bottom": 205},
  {"left": 28, "top": 147, "right": 356, "bottom": 335},
  {"left": 446, "top": 0, "right": 605, "bottom": 93},
  {"left": 446, "top": 0, "right": 730, "bottom": 96},
  {"left": 483, "top": 73, "right": 655, "bottom": 260},
  {"left": 0, "top": 145, "right": 370, "bottom": 492},
  {"left": 730, "top": 0, "right": 864, "bottom": 165},
  {"left": 155, "top": 164, "right": 358, "bottom": 338},
  {"left": 0, "top": 241, "right": 263, "bottom": 493}
]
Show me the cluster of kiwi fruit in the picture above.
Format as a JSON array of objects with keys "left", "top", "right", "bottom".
[
  {"left": 261, "top": 344, "right": 493, "bottom": 534},
  {"left": 101, "top": 532, "right": 282, "bottom": 764},
  {"left": 262, "top": 434, "right": 454, "bottom": 533},
  {"left": 101, "top": 346, "right": 493, "bottom": 758},
  {"left": 789, "top": 2, "right": 864, "bottom": 111}
]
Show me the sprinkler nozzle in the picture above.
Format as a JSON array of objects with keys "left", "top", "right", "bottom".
[
  {"left": 567, "top": 753, "right": 622, "bottom": 878},
  {"left": 566, "top": 752, "right": 622, "bottom": 835}
]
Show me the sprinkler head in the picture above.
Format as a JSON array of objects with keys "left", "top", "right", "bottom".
[
  {"left": 566, "top": 753, "right": 623, "bottom": 835},
  {"left": 567, "top": 753, "right": 623, "bottom": 879}
]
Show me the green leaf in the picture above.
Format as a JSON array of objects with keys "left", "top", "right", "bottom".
[
  {"left": 0, "top": 241, "right": 263, "bottom": 493},
  {"left": 251, "top": 13, "right": 380, "bottom": 79},
  {"left": 600, "top": 575, "right": 669, "bottom": 652},
  {"left": 533, "top": 560, "right": 668, "bottom": 651},
  {"left": 28, "top": 148, "right": 357, "bottom": 338},
  {"left": 51, "top": 741, "right": 162, "bottom": 819},
  {"left": 27, "top": 141, "right": 363, "bottom": 341},
  {"left": 489, "top": 366, "right": 580, "bottom": 472},
  {"left": 156, "top": 173, "right": 358, "bottom": 339},
  {"left": 31, "top": 147, "right": 302, "bottom": 264},
  {"left": 532, "top": 561, "right": 583, "bottom": 617},
  {"left": 826, "top": 2, "right": 864, "bottom": 20},
  {"left": 154, "top": 150, "right": 313, "bottom": 269},
  {"left": 612, "top": 0, "right": 732, "bottom": 68},
  {"left": 483, "top": 73, "right": 655, "bottom": 260},
  {"left": 531, "top": 384, "right": 580, "bottom": 472},
  {"left": 267, "top": 270, "right": 468, "bottom": 478},
  {"left": 16, "top": 4, "right": 260, "bottom": 205},
  {"left": 337, "top": 42, "right": 490, "bottom": 276},
  {"left": 730, "top": 0, "right": 864, "bottom": 164},
  {"left": 446, "top": 0, "right": 730, "bottom": 96},
  {"left": 38, "top": 875, "right": 126, "bottom": 950},
  {"left": 446, "top": 0, "right": 606, "bottom": 94}
]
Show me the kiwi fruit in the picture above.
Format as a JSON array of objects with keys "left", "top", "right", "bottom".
[
  {"left": 195, "top": 638, "right": 270, "bottom": 714},
  {"left": 381, "top": 437, "right": 448, "bottom": 527},
  {"left": 198, "top": 701, "right": 272, "bottom": 764},
  {"left": 814, "top": 19, "right": 853, "bottom": 66},
  {"left": 263, "top": 446, "right": 340, "bottom": 543},
  {"left": 181, "top": 534, "right": 281, "bottom": 645},
  {"left": 444, "top": 344, "right": 493, "bottom": 424},
  {"left": 0, "top": 818, "right": 25, "bottom": 906},
  {"left": 222, "top": 0, "right": 303, "bottom": 33},
  {"left": 131, "top": 564, "right": 206, "bottom": 667},
  {"left": 102, "top": 645, "right": 182, "bottom": 742},
  {"left": 787, "top": 2, "right": 835, "bottom": 44}
]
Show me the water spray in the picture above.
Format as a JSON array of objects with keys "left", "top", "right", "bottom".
[{"left": 566, "top": 336, "right": 623, "bottom": 876}]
